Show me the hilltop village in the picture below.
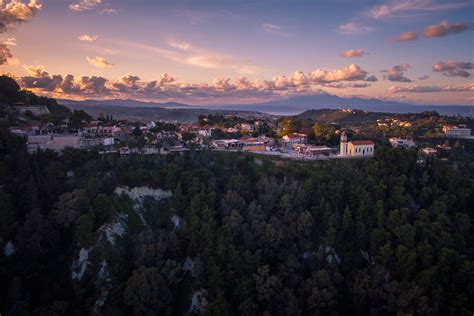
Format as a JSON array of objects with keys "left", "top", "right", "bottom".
[
  {"left": 1, "top": 76, "right": 473, "bottom": 161},
  {"left": 5, "top": 105, "right": 473, "bottom": 161}
]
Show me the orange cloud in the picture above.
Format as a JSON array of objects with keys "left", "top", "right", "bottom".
[
  {"left": 78, "top": 34, "right": 98, "bottom": 42},
  {"left": 86, "top": 56, "right": 114, "bottom": 68},
  {"left": 18, "top": 64, "right": 378, "bottom": 101},
  {"left": 422, "top": 20, "right": 469, "bottom": 38},
  {"left": 433, "top": 60, "right": 473, "bottom": 77},
  {"left": 341, "top": 49, "right": 365, "bottom": 58},
  {"left": 381, "top": 64, "right": 412, "bottom": 82},
  {"left": 396, "top": 31, "right": 418, "bottom": 42}
]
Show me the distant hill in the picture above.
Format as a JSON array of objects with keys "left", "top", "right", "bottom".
[
  {"left": 296, "top": 108, "right": 388, "bottom": 124},
  {"left": 59, "top": 92, "right": 472, "bottom": 117},
  {"left": 65, "top": 103, "right": 268, "bottom": 122},
  {"left": 215, "top": 92, "right": 472, "bottom": 116},
  {"left": 58, "top": 99, "right": 193, "bottom": 109}
]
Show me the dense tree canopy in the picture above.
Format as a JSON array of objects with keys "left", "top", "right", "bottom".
[{"left": 0, "top": 125, "right": 473, "bottom": 315}]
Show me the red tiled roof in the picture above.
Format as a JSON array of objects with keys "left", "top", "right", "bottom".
[{"left": 351, "top": 140, "right": 374, "bottom": 146}]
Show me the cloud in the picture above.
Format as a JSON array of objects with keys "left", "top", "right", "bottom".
[
  {"left": 160, "top": 72, "right": 175, "bottom": 84},
  {"left": 381, "top": 64, "right": 412, "bottom": 82},
  {"left": 0, "top": 0, "right": 42, "bottom": 33},
  {"left": 86, "top": 56, "right": 113, "bottom": 68},
  {"left": 339, "top": 22, "right": 375, "bottom": 35},
  {"left": 20, "top": 66, "right": 110, "bottom": 95},
  {"left": 341, "top": 49, "right": 365, "bottom": 58},
  {"left": 418, "top": 75, "right": 430, "bottom": 80},
  {"left": 395, "top": 31, "right": 418, "bottom": 42},
  {"left": 18, "top": 64, "right": 378, "bottom": 103},
  {"left": 100, "top": 8, "right": 116, "bottom": 14},
  {"left": 0, "top": 43, "right": 13, "bottom": 65},
  {"left": 310, "top": 64, "right": 378, "bottom": 83},
  {"left": 322, "top": 82, "right": 372, "bottom": 89},
  {"left": 1, "top": 37, "right": 16, "bottom": 45},
  {"left": 368, "top": 0, "right": 471, "bottom": 20},
  {"left": 422, "top": 20, "right": 470, "bottom": 37},
  {"left": 78, "top": 34, "right": 98, "bottom": 42},
  {"left": 23, "top": 64, "right": 48, "bottom": 76},
  {"left": 389, "top": 20, "right": 470, "bottom": 44},
  {"left": 388, "top": 83, "right": 474, "bottom": 93},
  {"left": 262, "top": 23, "right": 288, "bottom": 36},
  {"left": 69, "top": 0, "right": 101, "bottom": 11},
  {"left": 168, "top": 41, "right": 191, "bottom": 51},
  {"left": 186, "top": 55, "right": 237, "bottom": 69},
  {"left": 0, "top": 1, "right": 41, "bottom": 63},
  {"left": 433, "top": 60, "right": 473, "bottom": 77},
  {"left": 115, "top": 39, "right": 261, "bottom": 75},
  {"left": 112, "top": 74, "right": 140, "bottom": 92}
]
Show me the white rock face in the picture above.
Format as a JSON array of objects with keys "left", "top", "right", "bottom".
[
  {"left": 93, "top": 260, "right": 112, "bottom": 314},
  {"left": 115, "top": 186, "right": 172, "bottom": 226},
  {"left": 171, "top": 215, "right": 181, "bottom": 230},
  {"left": 183, "top": 257, "right": 194, "bottom": 272},
  {"left": 72, "top": 247, "right": 91, "bottom": 281},
  {"left": 4, "top": 240, "right": 15, "bottom": 257},
  {"left": 114, "top": 186, "right": 172, "bottom": 205},
  {"left": 190, "top": 289, "right": 208, "bottom": 314},
  {"left": 101, "top": 213, "right": 128, "bottom": 246}
]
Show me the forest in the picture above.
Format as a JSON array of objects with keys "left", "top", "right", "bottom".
[{"left": 0, "top": 122, "right": 473, "bottom": 315}]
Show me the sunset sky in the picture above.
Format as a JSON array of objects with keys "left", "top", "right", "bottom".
[{"left": 0, "top": 0, "right": 473, "bottom": 105}]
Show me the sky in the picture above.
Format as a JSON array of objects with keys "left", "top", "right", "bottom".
[{"left": 0, "top": 0, "right": 473, "bottom": 105}]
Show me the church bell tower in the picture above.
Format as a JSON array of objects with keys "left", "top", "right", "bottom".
[{"left": 340, "top": 130, "right": 348, "bottom": 156}]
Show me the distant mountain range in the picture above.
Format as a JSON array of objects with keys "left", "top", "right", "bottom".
[
  {"left": 217, "top": 93, "right": 471, "bottom": 116},
  {"left": 58, "top": 99, "right": 193, "bottom": 109},
  {"left": 59, "top": 92, "right": 472, "bottom": 117}
]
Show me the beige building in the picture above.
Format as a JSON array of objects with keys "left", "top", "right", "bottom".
[{"left": 347, "top": 140, "right": 375, "bottom": 156}]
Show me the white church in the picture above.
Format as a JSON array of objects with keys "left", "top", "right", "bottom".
[{"left": 339, "top": 131, "right": 375, "bottom": 157}]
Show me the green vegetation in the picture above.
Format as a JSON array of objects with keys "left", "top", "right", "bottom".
[
  {"left": 0, "top": 75, "right": 71, "bottom": 128},
  {"left": 1, "top": 122, "right": 473, "bottom": 314}
]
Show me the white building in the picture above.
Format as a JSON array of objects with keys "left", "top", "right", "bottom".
[
  {"left": 211, "top": 139, "right": 243, "bottom": 150},
  {"left": 282, "top": 133, "right": 307, "bottom": 145},
  {"left": 27, "top": 135, "right": 83, "bottom": 153},
  {"left": 443, "top": 125, "right": 471, "bottom": 138},
  {"left": 421, "top": 147, "right": 437, "bottom": 156},
  {"left": 198, "top": 128, "right": 213, "bottom": 137},
  {"left": 389, "top": 137, "right": 416, "bottom": 148}
]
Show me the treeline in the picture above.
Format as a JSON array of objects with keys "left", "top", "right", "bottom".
[{"left": 0, "top": 127, "right": 473, "bottom": 315}]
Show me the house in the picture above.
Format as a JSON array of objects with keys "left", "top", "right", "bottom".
[
  {"left": 240, "top": 136, "right": 266, "bottom": 151},
  {"left": 443, "top": 125, "right": 471, "bottom": 138},
  {"left": 389, "top": 137, "right": 416, "bottom": 148},
  {"left": 27, "top": 135, "right": 83, "bottom": 153},
  {"left": 141, "top": 145, "right": 160, "bottom": 155},
  {"left": 81, "top": 124, "right": 113, "bottom": 138},
  {"left": 293, "top": 144, "right": 334, "bottom": 157},
  {"left": 14, "top": 105, "right": 50, "bottom": 116},
  {"left": 282, "top": 133, "right": 307, "bottom": 146},
  {"left": 103, "top": 138, "right": 115, "bottom": 146},
  {"left": 156, "top": 131, "right": 176, "bottom": 139},
  {"left": 421, "top": 147, "right": 437, "bottom": 156},
  {"left": 9, "top": 124, "right": 44, "bottom": 136},
  {"left": 240, "top": 123, "right": 255, "bottom": 131},
  {"left": 211, "top": 139, "right": 244, "bottom": 150},
  {"left": 198, "top": 127, "right": 213, "bottom": 137},
  {"left": 340, "top": 131, "right": 374, "bottom": 157},
  {"left": 112, "top": 126, "right": 131, "bottom": 140},
  {"left": 225, "top": 127, "right": 239, "bottom": 133}
]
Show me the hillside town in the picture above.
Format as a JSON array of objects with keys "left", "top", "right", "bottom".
[{"left": 6, "top": 100, "right": 473, "bottom": 161}]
